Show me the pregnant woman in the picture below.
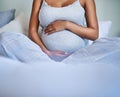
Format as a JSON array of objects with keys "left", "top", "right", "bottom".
[{"left": 29, "top": 0, "right": 98, "bottom": 61}]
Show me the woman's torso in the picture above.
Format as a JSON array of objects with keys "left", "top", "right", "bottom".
[{"left": 39, "top": 0, "right": 87, "bottom": 53}]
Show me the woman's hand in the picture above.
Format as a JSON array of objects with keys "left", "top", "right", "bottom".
[
  {"left": 44, "top": 49, "right": 70, "bottom": 61},
  {"left": 44, "top": 20, "right": 68, "bottom": 34}
]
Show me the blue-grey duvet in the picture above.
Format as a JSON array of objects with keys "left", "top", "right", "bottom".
[{"left": 0, "top": 32, "right": 120, "bottom": 97}]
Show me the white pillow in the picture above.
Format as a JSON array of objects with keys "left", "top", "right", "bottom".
[
  {"left": 89, "top": 21, "right": 112, "bottom": 45},
  {"left": 0, "top": 12, "right": 29, "bottom": 36}
]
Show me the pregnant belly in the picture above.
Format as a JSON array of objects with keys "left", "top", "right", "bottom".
[{"left": 41, "top": 30, "right": 86, "bottom": 53}]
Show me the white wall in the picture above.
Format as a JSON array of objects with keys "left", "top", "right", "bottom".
[
  {"left": 0, "top": 0, "right": 32, "bottom": 17},
  {"left": 95, "top": 0, "right": 120, "bottom": 37},
  {"left": 0, "top": 0, "right": 120, "bottom": 37}
]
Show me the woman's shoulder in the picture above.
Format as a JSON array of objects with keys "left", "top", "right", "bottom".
[
  {"left": 33, "top": 0, "right": 43, "bottom": 3},
  {"left": 32, "top": 0, "right": 44, "bottom": 7},
  {"left": 80, "top": 0, "right": 95, "bottom": 7}
]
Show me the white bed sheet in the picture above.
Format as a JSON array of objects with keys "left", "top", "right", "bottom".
[
  {"left": 63, "top": 37, "right": 120, "bottom": 65},
  {"left": 0, "top": 32, "right": 120, "bottom": 97},
  {"left": 0, "top": 56, "right": 120, "bottom": 97}
]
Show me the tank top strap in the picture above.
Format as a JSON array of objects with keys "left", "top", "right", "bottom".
[{"left": 43, "top": 0, "right": 47, "bottom": 5}]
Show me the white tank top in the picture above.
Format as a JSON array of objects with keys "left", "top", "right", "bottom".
[{"left": 39, "top": 0, "right": 88, "bottom": 53}]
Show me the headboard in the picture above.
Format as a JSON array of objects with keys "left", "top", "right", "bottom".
[{"left": 0, "top": 0, "right": 120, "bottom": 37}]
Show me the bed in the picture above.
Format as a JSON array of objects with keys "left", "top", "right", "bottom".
[{"left": 0, "top": 8, "right": 120, "bottom": 97}]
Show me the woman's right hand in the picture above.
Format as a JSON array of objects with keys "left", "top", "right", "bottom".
[{"left": 44, "top": 50, "right": 70, "bottom": 61}]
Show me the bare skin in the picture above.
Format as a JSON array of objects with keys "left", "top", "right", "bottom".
[{"left": 29, "top": 0, "right": 99, "bottom": 58}]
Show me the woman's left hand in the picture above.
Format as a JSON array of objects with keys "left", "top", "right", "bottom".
[
  {"left": 44, "top": 20, "right": 67, "bottom": 34},
  {"left": 45, "top": 50, "right": 70, "bottom": 61}
]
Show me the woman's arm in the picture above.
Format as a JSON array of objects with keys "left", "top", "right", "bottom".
[
  {"left": 29, "top": 0, "right": 47, "bottom": 52},
  {"left": 66, "top": 0, "right": 99, "bottom": 40},
  {"left": 29, "top": 0, "right": 68, "bottom": 57},
  {"left": 45, "top": 0, "right": 98, "bottom": 41}
]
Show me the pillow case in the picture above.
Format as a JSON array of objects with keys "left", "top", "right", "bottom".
[
  {"left": 89, "top": 21, "right": 112, "bottom": 45},
  {"left": 0, "top": 9, "right": 16, "bottom": 28},
  {"left": 0, "top": 12, "right": 29, "bottom": 36},
  {"left": 98, "top": 21, "right": 112, "bottom": 38}
]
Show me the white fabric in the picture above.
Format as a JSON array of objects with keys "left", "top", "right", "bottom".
[
  {"left": 89, "top": 21, "right": 112, "bottom": 45},
  {"left": 99, "top": 21, "right": 112, "bottom": 38},
  {"left": 0, "top": 32, "right": 120, "bottom": 63},
  {"left": 0, "top": 32, "right": 120, "bottom": 97},
  {"left": 0, "top": 56, "right": 120, "bottom": 97},
  {"left": 39, "top": 0, "right": 87, "bottom": 53},
  {"left": 63, "top": 37, "right": 120, "bottom": 64},
  {"left": 0, "top": 12, "right": 29, "bottom": 36},
  {"left": 39, "top": 0, "right": 86, "bottom": 27},
  {"left": 0, "top": 32, "right": 50, "bottom": 63}
]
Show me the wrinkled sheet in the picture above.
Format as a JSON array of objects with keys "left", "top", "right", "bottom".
[
  {"left": 0, "top": 32, "right": 120, "bottom": 97},
  {"left": 63, "top": 37, "right": 120, "bottom": 65}
]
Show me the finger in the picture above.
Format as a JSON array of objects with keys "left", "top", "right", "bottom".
[
  {"left": 56, "top": 50, "right": 69, "bottom": 54},
  {"left": 45, "top": 29, "right": 51, "bottom": 33},
  {"left": 45, "top": 29, "right": 52, "bottom": 33},
  {"left": 45, "top": 29, "right": 56, "bottom": 34},
  {"left": 46, "top": 24, "right": 54, "bottom": 30},
  {"left": 45, "top": 26, "right": 53, "bottom": 32},
  {"left": 45, "top": 26, "right": 52, "bottom": 31},
  {"left": 56, "top": 53, "right": 69, "bottom": 57},
  {"left": 45, "top": 25, "right": 51, "bottom": 30},
  {"left": 55, "top": 53, "right": 66, "bottom": 57},
  {"left": 55, "top": 51, "right": 70, "bottom": 55}
]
